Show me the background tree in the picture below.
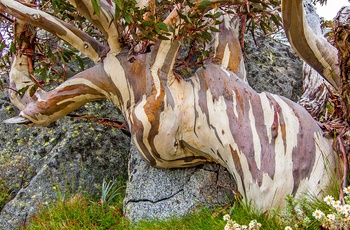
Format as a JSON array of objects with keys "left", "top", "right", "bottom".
[{"left": 0, "top": 0, "right": 347, "bottom": 211}]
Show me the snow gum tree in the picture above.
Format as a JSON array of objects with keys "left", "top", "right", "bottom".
[{"left": 0, "top": 0, "right": 347, "bottom": 211}]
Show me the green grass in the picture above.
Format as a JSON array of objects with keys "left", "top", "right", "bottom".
[
  {"left": 23, "top": 193, "right": 129, "bottom": 230},
  {"left": 131, "top": 209, "right": 226, "bottom": 230},
  {"left": 22, "top": 191, "right": 286, "bottom": 230},
  {"left": 22, "top": 180, "right": 350, "bottom": 230}
]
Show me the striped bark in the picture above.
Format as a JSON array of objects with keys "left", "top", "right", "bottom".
[{"left": 0, "top": 0, "right": 341, "bottom": 211}]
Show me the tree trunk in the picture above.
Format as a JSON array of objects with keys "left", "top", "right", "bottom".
[{"left": 334, "top": 6, "right": 350, "bottom": 123}]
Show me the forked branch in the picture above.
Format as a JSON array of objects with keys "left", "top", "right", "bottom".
[
  {"left": 68, "top": 0, "right": 121, "bottom": 53},
  {"left": 0, "top": 0, "right": 106, "bottom": 62}
]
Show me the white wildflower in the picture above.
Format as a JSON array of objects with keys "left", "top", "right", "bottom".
[
  {"left": 285, "top": 226, "right": 293, "bottom": 230},
  {"left": 249, "top": 221, "right": 255, "bottom": 229},
  {"left": 312, "top": 209, "right": 325, "bottom": 220},
  {"left": 336, "top": 205, "right": 345, "bottom": 214},
  {"left": 332, "top": 200, "right": 341, "bottom": 208},
  {"left": 324, "top": 195, "right": 335, "bottom": 205},
  {"left": 343, "top": 186, "right": 350, "bottom": 195},
  {"left": 223, "top": 214, "right": 231, "bottom": 221},
  {"left": 343, "top": 204, "right": 350, "bottom": 214},
  {"left": 327, "top": 214, "right": 336, "bottom": 221},
  {"left": 233, "top": 222, "right": 240, "bottom": 228}
]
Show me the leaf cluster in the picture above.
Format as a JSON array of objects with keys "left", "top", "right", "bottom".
[
  {"left": 111, "top": 0, "right": 173, "bottom": 45},
  {"left": 232, "top": 0, "right": 282, "bottom": 35},
  {"left": 1, "top": 0, "right": 284, "bottom": 86}
]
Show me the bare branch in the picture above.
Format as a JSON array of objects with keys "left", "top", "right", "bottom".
[
  {"left": 68, "top": 0, "right": 121, "bottom": 53},
  {"left": 18, "top": 64, "right": 114, "bottom": 126},
  {"left": 0, "top": 12, "right": 13, "bottom": 22},
  {"left": 281, "top": 0, "right": 340, "bottom": 89},
  {"left": 0, "top": 0, "right": 106, "bottom": 62}
]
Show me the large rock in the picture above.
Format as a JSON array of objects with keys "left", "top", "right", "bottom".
[
  {"left": 123, "top": 141, "right": 236, "bottom": 221},
  {"left": 0, "top": 87, "right": 130, "bottom": 229},
  {"left": 244, "top": 33, "right": 303, "bottom": 102}
]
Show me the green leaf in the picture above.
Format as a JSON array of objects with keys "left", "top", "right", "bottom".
[
  {"left": 141, "top": 20, "right": 154, "bottom": 27},
  {"left": 209, "top": 26, "right": 220, "bottom": 33},
  {"left": 91, "top": 0, "right": 101, "bottom": 15},
  {"left": 0, "top": 41, "right": 6, "bottom": 52},
  {"left": 16, "top": 85, "right": 29, "bottom": 99},
  {"left": 9, "top": 42, "right": 15, "bottom": 54},
  {"left": 29, "top": 84, "right": 38, "bottom": 97},
  {"left": 198, "top": 0, "right": 212, "bottom": 10},
  {"left": 213, "top": 12, "right": 222, "bottom": 19},
  {"left": 123, "top": 12, "right": 133, "bottom": 24},
  {"left": 158, "top": 35, "right": 170, "bottom": 40},
  {"left": 156, "top": 22, "right": 168, "bottom": 32},
  {"left": 177, "top": 11, "right": 191, "bottom": 23},
  {"left": 114, "top": 0, "right": 122, "bottom": 9}
]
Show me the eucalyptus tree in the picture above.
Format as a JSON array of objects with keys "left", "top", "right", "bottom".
[{"left": 0, "top": 0, "right": 346, "bottom": 211}]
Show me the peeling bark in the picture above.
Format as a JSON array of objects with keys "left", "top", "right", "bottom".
[
  {"left": 298, "top": 63, "right": 330, "bottom": 118},
  {"left": 0, "top": 0, "right": 342, "bottom": 211}
]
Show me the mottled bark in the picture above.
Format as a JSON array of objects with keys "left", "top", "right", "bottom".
[
  {"left": 0, "top": 0, "right": 342, "bottom": 211},
  {"left": 298, "top": 62, "right": 330, "bottom": 118}
]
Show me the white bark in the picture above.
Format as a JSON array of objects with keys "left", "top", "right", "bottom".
[
  {"left": 68, "top": 0, "right": 121, "bottom": 53},
  {"left": 0, "top": 0, "right": 105, "bottom": 62},
  {"left": 282, "top": 0, "right": 341, "bottom": 89}
]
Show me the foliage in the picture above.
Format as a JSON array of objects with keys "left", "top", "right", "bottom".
[
  {"left": 224, "top": 199, "right": 281, "bottom": 229},
  {"left": 233, "top": 0, "right": 282, "bottom": 35},
  {"left": 0, "top": 2, "right": 92, "bottom": 92},
  {"left": 99, "top": 177, "right": 125, "bottom": 205},
  {"left": 311, "top": 188, "right": 350, "bottom": 230},
  {"left": 131, "top": 209, "right": 226, "bottom": 230},
  {"left": 24, "top": 193, "right": 129, "bottom": 230},
  {"left": 23, "top": 180, "right": 350, "bottom": 230},
  {"left": 0, "top": 0, "right": 284, "bottom": 88}
]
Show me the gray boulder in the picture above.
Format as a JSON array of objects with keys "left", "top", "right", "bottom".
[
  {"left": 0, "top": 91, "right": 130, "bottom": 229},
  {"left": 123, "top": 141, "right": 236, "bottom": 221},
  {"left": 244, "top": 33, "right": 303, "bottom": 102}
]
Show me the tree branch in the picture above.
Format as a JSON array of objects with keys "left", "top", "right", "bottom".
[
  {"left": 68, "top": 0, "right": 121, "bottom": 53},
  {"left": 281, "top": 0, "right": 340, "bottom": 89},
  {"left": 0, "top": 0, "right": 106, "bottom": 62},
  {"left": 16, "top": 64, "right": 114, "bottom": 126}
]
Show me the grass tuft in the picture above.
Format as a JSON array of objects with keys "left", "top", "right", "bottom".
[{"left": 24, "top": 193, "right": 128, "bottom": 230}]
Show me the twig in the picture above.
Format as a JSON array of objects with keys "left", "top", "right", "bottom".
[
  {"left": 0, "top": 13, "right": 14, "bottom": 23},
  {"left": 67, "top": 114, "right": 129, "bottom": 133}
]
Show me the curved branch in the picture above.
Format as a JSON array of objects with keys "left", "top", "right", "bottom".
[
  {"left": 0, "top": 0, "right": 106, "bottom": 62},
  {"left": 68, "top": 0, "right": 121, "bottom": 53},
  {"left": 8, "top": 22, "right": 45, "bottom": 111},
  {"left": 281, "top": 0, "right": 340, "bottom": 89},
  {"left": 17, "top": 64, "right": 114, "bottom": 126}
]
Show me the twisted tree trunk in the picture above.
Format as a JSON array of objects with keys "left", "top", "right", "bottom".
[{"left": 0, "top": 0, "right": 342, "bottom": 211}]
